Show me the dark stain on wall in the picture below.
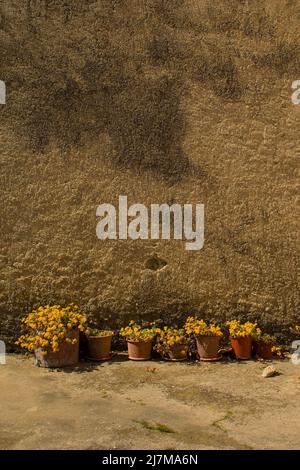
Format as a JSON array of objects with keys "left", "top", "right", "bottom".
[
  {"left": 0, "top": 0, "right": 251, "bottom": 180},
  {"left": 0, "top": 1, "right": 190, "bottom": 181},
  {"left": 107, "top": 75, "right": 189, "bottom": 179},
  {"left": 3, "top": 0, "right": 292, "bottom": 178}
]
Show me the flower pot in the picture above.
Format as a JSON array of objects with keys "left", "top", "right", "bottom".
[
  {"left": 256, "top": 341, "right": 273, "bottom": 359},
  {"left": 167, "top": 344, "right": 188, "bottom": 361},
  {"left": 88, "top": 333, "right": 113, "bottom": 361},
  {"left": 127, "top": 340, "right": 152, "bottom": 360},
  {"left": 230, "top": 335, "right": 252, "bottom": 360},
  {"left": 34, "top": 330, "right": 79, "bottom": 368},
  {"left": 196, "top": 335, "right": 221, "bottom": 360}
]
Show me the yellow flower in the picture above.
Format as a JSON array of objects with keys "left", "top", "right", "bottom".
[
  {"left": 120, "top": 321, "right": 158, "bottom": 342},
  {"left": 227, "top": 320, "right": 259, "bottom": 338},
  {"left": 16, "top": 305, "right": 87, "bottom": 354},
  {"left": 184, "top": 317, "right": 223, "bottom": 337},
  {"left": 153, "top": 327, "right": 187, "bottom": 357}
]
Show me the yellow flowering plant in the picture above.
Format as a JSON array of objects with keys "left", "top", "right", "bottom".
[
  {"left": 291, "top": 325, "right": 300, "bottom": 334},
  {"left": 227, "top": 320, "right": 260, "bottom": 339},
  {"left": 154, "top": 327, "right": 187, "bottom": 356},
  {"left": 184, "top": 316, "right": 223, "bottom": 337},
  {"left": 86, "top": 328, "right": 114, "bottom": 337},
  {"left": 257, "top": 333, "right": 276, "bottom": 344},
  {"left": 16, "top": 305, "right": 87, "bottom": 353},
  {"left": 271, "top": 345, "right": 285, "bottom": 357},
  {"left": 120, "top": 321, "right": 160, "bottom": 343}
]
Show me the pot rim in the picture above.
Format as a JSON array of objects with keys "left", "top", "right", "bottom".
[
  {"left": 88, "top": 333, "right": 114, "bottom": 339},
  {"left": 168, "top": 342, "right": 188, "bottom": 348},
  {"left": 196, "top": 334, "right": 220, "bottom": 338},
  {"left": 127, "top": 339, "right": 152, "bottom": 344},
  {"left": 257, "top": 340, "right": 274, "bottom": 346},
  {"left": 230, "top": 335, "right": 252, "bottom": 340}
]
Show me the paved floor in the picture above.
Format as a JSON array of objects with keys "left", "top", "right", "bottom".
[{"left": 1, "top": 354, "right": 300, "bottom": 449}]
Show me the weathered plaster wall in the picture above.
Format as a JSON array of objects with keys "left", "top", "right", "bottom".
[{"left": 0, "top": 0, "right": 299, "bottom": 346}]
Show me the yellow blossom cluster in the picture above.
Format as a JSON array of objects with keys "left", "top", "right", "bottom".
[
  {"left": 16, "top": 305, "right": 87, "bottom": 353},
  {"left": 154, "top": 327, "right": 187, "bottom": 355},
  {"left": 271, "top": 345, "right": 284, "bottom": 357},
  {"left": 259, "top": 333, "right": 276, "bottom": 344},
  {"left": 158, "top": 327, "right": 186, "bottom": 347},
  {"left": 291, "top": 325, "right": 300, "bottom": 334},
  {"left": 184, "top": 317, "right": 223, "bottom": 337},
  {"left": 120, "top": 321, "right": 160, "bottom": 342},
  {"left": 226, "top": 320, "right": 260, "bottom": 339},
  {"left": 86, "top": 328, "right": 114, "bottom": 337}
]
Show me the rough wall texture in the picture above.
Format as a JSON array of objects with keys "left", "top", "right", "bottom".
[{"left": 0, "top": 0, "right": 299, "bottom": 346}]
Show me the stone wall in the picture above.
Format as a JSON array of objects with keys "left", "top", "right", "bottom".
[{"left": 0, "top": 0, "right": 299, "bottom": 347}]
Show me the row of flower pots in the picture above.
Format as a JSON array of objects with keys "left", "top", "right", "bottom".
[
  {"left": 16, "top": 305, "right": 280, "bottom": 368},
  {"left": 120, "top": 318, "right": 275, "bottom": 362}
]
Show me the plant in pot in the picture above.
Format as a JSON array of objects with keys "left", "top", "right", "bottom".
[
  {"left": 154, "top": 327, "right": 189, "bottom": 361},
  {"left": 227, "top": 320, "right": 259, "bottom": 360},
  {"left": 253, "top": 333, "right": 276, "bottom": 360},
  {"left": 16, "top": 305, "right": 87, "bottom": 368},
  {"left": 120, "top": 321, "right": 159, "bottom": 361},
  {"left": 86, "top": 328, "right": 114, "bottom": 361},
  {"left": 271, "top": 345, "right": 285, "bottom": 358},
  {"left": 184, "top": 316, "right": 223, "bottom": 361}
]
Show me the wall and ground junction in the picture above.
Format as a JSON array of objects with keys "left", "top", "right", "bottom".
[{"left": 0, "top": 1, "right": 299, "bottom": 347}]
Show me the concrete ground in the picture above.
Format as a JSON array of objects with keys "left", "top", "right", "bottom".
[{"left": 1, "top": 354, "right": 300, "bottom": 450}]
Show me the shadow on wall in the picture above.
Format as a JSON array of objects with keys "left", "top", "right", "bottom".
[
  {"left": 107, "top": 75, "right": 189, "bottom": 179},
  {"left": 0, "top": 0, "right": 299, "bottom": 181},
  {"left": 0, "top": 1, "right": 190, "bottom": 182}
]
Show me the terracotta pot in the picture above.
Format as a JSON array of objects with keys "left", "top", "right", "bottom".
[
  {"left": 88, "top": 333, "right": 113, "bottom": 361},
  {"left": 167, "top": 343, "right": 188, "bottom": 361},
  {"left": 196, "top": 335, "right": 221, "bottom": 360},
  {"left": 256, "top": 341, "right": 273, "bottom": 359},
  {"left": 127, "top": 340, "right": 152, "bottom": 360},
  {"left": 230, "top": 335, "right": 252, "bottom": 360},
  {"left": 34, "top": 330, "right": 79, "bottom": 368}
]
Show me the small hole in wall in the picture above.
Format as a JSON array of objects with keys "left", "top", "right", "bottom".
[{"left": 145, "top": 257, "right": 168, "bottom": 271}]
